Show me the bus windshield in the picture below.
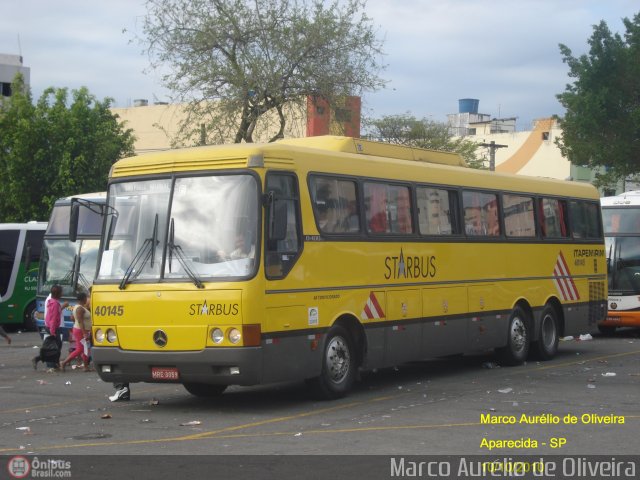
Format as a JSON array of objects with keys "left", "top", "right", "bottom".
[
  {"left": 38, "top": 239, "right": 101, "bottom": 296},
  {"left": 98, "top": 174, "right": 259, "bottom": 284},
  {"left": 602, "top": 207, "right": 640, "bottom": 234}
]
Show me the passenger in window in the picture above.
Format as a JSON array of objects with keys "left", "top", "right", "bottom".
[
  {"left": 315, "top": 185, "right": 339, "bottom": 233},
  {"left": 486, "top": 199, "right": 500, "bottom": 236},
  {"left": 228, "top": 230, "right": 255, "bottom": 260},
  {"left": 396, "top": 189, "right": 412, "bottom": 233},
  {"left": 317, "top": 203, "right": 339, "bottom": 232},
  {"left": 340, "top": 199, "right": 360, "bottom": 232},
  {"left": 367, "top": 185, "right": 388, "bottom": 233},
  {"left": 369, "top": 211, "right": 388, "bottom": 233}
]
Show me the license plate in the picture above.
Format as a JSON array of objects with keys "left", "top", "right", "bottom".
[{"left": 151, "top": 367, "right": 179, "bottom": 380}]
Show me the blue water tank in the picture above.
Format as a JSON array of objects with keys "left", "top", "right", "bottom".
[{"left": 458, "top": 98, "right": 479, "bottom": 114}]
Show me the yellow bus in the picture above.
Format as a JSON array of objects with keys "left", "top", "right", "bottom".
[{"left": 87, "top": 136, "right": 607, "bottom": 399}]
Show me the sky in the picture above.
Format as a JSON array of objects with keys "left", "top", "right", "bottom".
[{"left": 1, "top": 0, "right": 638, "bottom": 131}]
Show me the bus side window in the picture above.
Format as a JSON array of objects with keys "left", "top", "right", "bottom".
[
  {"left": 417, "top": 187, "right": 456, "bottom": 235},
  {"left": 539, "top": 197, "right": 568, "bottom": 238},
  {"left": 310, "top": 176, "right": 360, "bottom": 234},
  {"left": 569, "top": 200, "right": 601, "bottom": 239},
  {"left": 365, "top": 182, "right": 389, "bottom": 233},
  {"left": 0, "top": 229, "right": 20, "bottom": 298},
  {"left": 265, "top": 172, "right": 301, "bottom": 279},
  {"left": 463, "top": 190, "right": 500, "bottom": 236}
]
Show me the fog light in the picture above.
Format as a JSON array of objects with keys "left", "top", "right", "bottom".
[
  {"left": 229, "top": 366, "right": 240, "bottom": 375},
  {"left": 106, "top": 329, "right": 117, "bottom": 343},
  {"left": 101, "top": 365, "right": 112, "bottom": 373},
  {"left": 95, "top": 329, "right": 105, "bottom": 343},
  {"left": 211, "top": 328, "right": 224, "bottom": 344},
  {"left": 228, "top": 328, "right": 241, "bottom": 344}
]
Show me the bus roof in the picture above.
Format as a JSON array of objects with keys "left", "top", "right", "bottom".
[
  {"left": 601, "top": 191, "right": 640, "bottom": 207},
  {"left": 110, "top": 136, "right": 599, "bottom": 199},
  {"left": 53, "top": 192, "right": 107, "bottom": 205}
]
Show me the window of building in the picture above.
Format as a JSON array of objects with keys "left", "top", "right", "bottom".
[{"left": 1, "top": 82, "right": 12, "bottom": 97}]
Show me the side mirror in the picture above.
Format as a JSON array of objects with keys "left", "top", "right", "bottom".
[
  {"left": 268, "top": 195, "right": 288, "bottom": 241},
  {"left": 69, "top": 202, "right": 80, "bottom": 243}
]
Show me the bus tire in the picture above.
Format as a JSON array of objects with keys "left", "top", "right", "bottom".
[
  {"left": 23, "top": 302, "right": 37, "bottom": 331},
  {"left": 496, "top": 306, "right": 530, "bottom": 366},
  {"left": 597, "top": 325, "right": 617, "bottom": 335},
  {"left": 183, "top": 383, "right": 227, "bottom": 398},
  {"left": 310, "top": 325, "right": 356, "bottom": 400},
  {"left": 531, "top": 304, "right": 559, "bottom": 360}
]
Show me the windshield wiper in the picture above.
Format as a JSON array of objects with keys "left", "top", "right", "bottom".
[
  {"left": 168, "top": 218, "right": 204, "bottom": 289},
  {"left": 119, "top": 214, "right": 159, "bottom": 290}
]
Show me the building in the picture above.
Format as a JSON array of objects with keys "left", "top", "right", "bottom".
[
  {"left": 112, "top": 96, "right": 360, "bottom": 154},
  {"left": 0, "top": 53, "right": 30, "bottom": 97},
  {"left": 447, "top": 98, "right": 516, "bottom": 136},
  {"left": 447, "top": 98, "right": 628, "bottom": 194}
]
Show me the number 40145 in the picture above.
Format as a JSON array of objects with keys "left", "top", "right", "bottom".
[{"left": 94, "top": 305, "right": 124, "bottom": 316}]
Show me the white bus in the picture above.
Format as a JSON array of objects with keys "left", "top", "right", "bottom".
[
  {"left": 35, "top": 193, "right": 106, "bottom": 337},
  {"left": 601, "top": 191, "right": 640, "bottom": 333}
]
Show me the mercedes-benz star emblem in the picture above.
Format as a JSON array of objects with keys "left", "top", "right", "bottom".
[{"left": 153, "top": 330, "right": 168, "bottom": 347}]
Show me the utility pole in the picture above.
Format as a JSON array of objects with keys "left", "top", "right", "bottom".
[{"left": 479, "top": 140, "right": 508, "bottom": 171}]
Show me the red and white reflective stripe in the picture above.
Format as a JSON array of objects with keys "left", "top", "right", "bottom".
[
  {"left": 361, "top": 292, "right": 385, "bottom": 320},
  {"left": 553, "top": 251, "right": 580, "bottom": 301}
]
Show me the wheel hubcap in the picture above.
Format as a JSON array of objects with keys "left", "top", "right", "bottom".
[
  {"left": 541, "top": 314, "right": 556, "bottom": 348},
  {"left": 511, "top": 317, "right": 527, "bottom": 352},
  {"left": 326, "top": 336, "right": 350, "bottom": 383}
]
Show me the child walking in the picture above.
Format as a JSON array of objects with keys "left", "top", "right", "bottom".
[{"left": 60, "top": 292, "right": 92, "bottom": 371}]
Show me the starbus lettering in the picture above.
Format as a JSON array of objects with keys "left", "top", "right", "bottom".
[
  {"left": 189, "top": 301, "right": 239, "bottom": 316},
  {"left": 384, "top": 248, "right": 436, "bottom": 280}
]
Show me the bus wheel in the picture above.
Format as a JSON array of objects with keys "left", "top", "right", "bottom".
[
  {"left": 311, "top": 325, "right": 356, "bottom": 400},
  {"left": 183, "top": 383, "right": 227, "bottom": 398},
  {"left": 597, "top": 325, "right": 617, "bottom": 335},
  {"left": 23, "top": 302, "right": 37, "bottom": 331},
  {"left": 496, "top": 306, "right": 530, "bottom": 366},
  {"left": 531, "top": 304, "right": 559, "bottom": 360}
]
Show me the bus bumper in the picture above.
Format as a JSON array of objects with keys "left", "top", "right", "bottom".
[
  {"left": 600, "top": 312, "right": 640, "bottom": 328},
  {"left": 92, "top": 346, "right": 263, "bottom": 386}
]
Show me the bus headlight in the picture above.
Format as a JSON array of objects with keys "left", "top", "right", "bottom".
[
  {"left": 210, "top": 328, "right": 224, "bottom": 344},
  {"left": 106, "top": 329, "right": 117, "bottom": 343},
  {"left": 95, "top": 329, "right": 105, "bottom": 343},
  {"left": 228, "top": 328, "right": 241, "bottom": 344}
]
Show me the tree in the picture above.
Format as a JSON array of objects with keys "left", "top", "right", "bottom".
[
  {"left": 556, "top": 13, "right": 640, "bottom": 188},
  {"left": 365, "top": 113, "right": 484, "bottom": 168},
  {"left": 0, "top": 75, "right": 135, "bottom": 222},
  {"left": 139, "top": 0, "right": 386, "bottom": 145}
]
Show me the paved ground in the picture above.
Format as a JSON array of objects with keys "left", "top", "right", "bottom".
[{"left": 0, "top": 328, "right": 638, "bottom": 478}]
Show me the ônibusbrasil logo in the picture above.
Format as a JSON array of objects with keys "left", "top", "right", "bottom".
[
  {"left": 7, "top": 456, "right": 30, "bottom": 478},
  {"left": 7, "top": 456, "right": 72, "bottom": 478}
]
